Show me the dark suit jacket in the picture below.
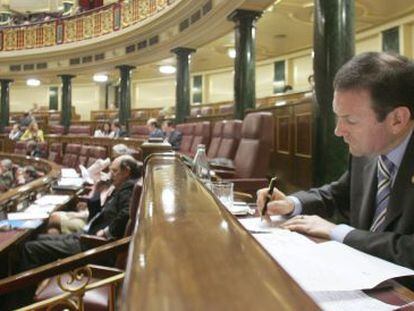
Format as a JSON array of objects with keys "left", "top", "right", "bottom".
[
  {"left": 87, "top": 178, "right": 136, "bottom": 238},
  {"left": 167, "top": 130, "right": 183, "bottom": 150},
  {"left": 294, "top": 131, "right": 414, "bottom": 268}
]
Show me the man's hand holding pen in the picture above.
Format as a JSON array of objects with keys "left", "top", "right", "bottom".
[{"left": 257, "top": 181, "right": 295, "bottom": 220}]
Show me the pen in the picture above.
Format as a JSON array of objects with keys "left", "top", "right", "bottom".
[{"left": 261, "top": 177, "right": 277, "bottom": 218}]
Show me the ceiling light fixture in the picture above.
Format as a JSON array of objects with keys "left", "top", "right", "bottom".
[
  {"left": 227, "top": 47, "right": 236, "bottom": 59},
  {"left": 26, "top": 78, "right": 40, "bottom": 87},
  {"left": 93, "top": 73, "right": 108, "bottom": 82},
  {"left": 159, "top": 65, "right": 176, "bottom": 74}
]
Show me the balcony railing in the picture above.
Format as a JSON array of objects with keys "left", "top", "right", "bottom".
[{"left": 0, "top": 0, "right": 178, "bottom": 51}]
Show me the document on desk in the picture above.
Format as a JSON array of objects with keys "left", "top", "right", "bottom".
[
  {"left": 8, "top": 211, "right": 49, "bottom": 220},
  {"left": 57, "top": 177, "right": 84, "bottom": 187},
  {"left": 35, "top": 195, "right": 71, "bottom": 206},
  {"left": 25, "top": 203, "right": 55, "bottom": 214},
  {"left": 238, "top": 217, "right": 414, "bottom": 292},
  {"left": 309, "top": 290, "right": 398, "bottom": 311},
  {"left": 61, "top": 168, "right": 79, "bottom": 178}
]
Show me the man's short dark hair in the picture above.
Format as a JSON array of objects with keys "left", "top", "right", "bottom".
[
  {"left": 334, "top": 52, "right": 414, "bottom": 121},
  {"left": 164, "top": 120, "right": 175, "bottom": 127},
  {"left": 119, "top": 156, "right": 142, "bottom": 179}
]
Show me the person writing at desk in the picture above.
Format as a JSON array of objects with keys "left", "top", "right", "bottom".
[{"left": 257, "top": 52, "right": 414, "bottom": 269}]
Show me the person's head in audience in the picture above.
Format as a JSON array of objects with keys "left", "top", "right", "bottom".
[
  {"left": 146, "top": 118, "right": 159, "bottom": 131},
  {"left": 0, "top": 158, "right": 12, "bottom": 173},
  {"left": 28, "top": 121, "right": 39, "bottom": 133},
  {"left": 23, "top": 165, "right": 39, "bottom": 182},
  {"left": 111, "top": 120, "right": 121, "bottom": 132},
  {"left": 283, "top": 85, "right": 293, "bottom": 93},
  {"left": 162, "top": 120, "right": 175, "bottom": 134},
  {"left": 103, "top": 122, "right": 111, "bottom": 135},
  {"left": 333, "top": 52, "right": 414, "bottom": 157},
  {"left": 109, "top": 155, "right": 141, "bottom": 189}
]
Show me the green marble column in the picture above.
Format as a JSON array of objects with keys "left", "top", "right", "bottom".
[
  {"left": 171, "top": 47, "right": 195, "bottom": 124},
  {"left": 0, "top": 79, "right": 13, "bottom": 133},
  {"left": 59, "top": 75, "right": 75, "bottom": 132},
  {"left": 117, "top": 65, "right": 135, "bottom": 126},
  {"left": 228, "top": 9, "right": 262, "bottom": 120},
  {"left": 313, "top": 0, "right": 354, "bottom": 186}
]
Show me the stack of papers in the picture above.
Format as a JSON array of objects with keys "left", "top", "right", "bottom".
[
  {"left": 61, "top": 168, "right": 79, "bottom": 178},
  {"left": 35, "top": 195, "right": 70, "bottom": 206},
  {"left": 237, "top": 216, "right": 414, "bottom": 310}
]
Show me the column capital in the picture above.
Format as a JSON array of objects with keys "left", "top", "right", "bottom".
[
  {"left": 227, "top": 9, "right": 262, "bottom": 24},
  {"left": 58, "top": 74, "right": 76, "bottom": 81},
  {"left": 116, "top": 65, "right": 136, "bottom": 72},
  {"left": 171, "top": 47, "right": 196, "bottom": 56}
]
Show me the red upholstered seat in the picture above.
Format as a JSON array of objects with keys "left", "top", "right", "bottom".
[
  {"left": 233, "top": 112, "right": 274, "bottom": 178},
  {"left": 14, "top": 141, "right": 27, "bottom": 155},
  {"left": 62, "top": 144, "right": 82, "bottom": 168},
  {"left": 77, "top": 145, "right": 90, "bottom": 167},
  {"left": 48, "top": 125, "right": 65, "bottom": 135},
  {"left": 190, "top": 121, "right": 211, "bottom": 156},
  {"left": 190, "top": 107, "right": 201, "bottom": 117},
  {"left": 48, "top": 143, "right": 63, "bottom": 164},
  {"left": 68, "top": 125, "right": 91, "bottom": 136},
  {"left": 201, "top": 106, "right": 213, "bottom": 116},
  {"left": 48, "top": 113, "right": 61, "bottom": 124},
  {"left": 207, "top": 121, "right": 224, "bottom": 159},
  {"left": 129, "top": 125, "right": 149, "bottom": 140},
  {"left": 87, "top": 146, "right": 108, "bottom": 167},
  {"left": 216, "top": 120, "right": 242, "bottom": 160},
  {"left": 219, "top": 103, "right": 234, "bottom": 115},
  {"left": 178, "top": 123, "right": 195, "bottom": 154}
]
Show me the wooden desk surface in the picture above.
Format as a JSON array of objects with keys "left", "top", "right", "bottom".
[{"left": 122, "top": 154, "right": 319, "bottom": 310}]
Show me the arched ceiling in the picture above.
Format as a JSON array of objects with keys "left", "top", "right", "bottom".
[{"left": 1, "top": 0, "right": 414, "bottom": 85}]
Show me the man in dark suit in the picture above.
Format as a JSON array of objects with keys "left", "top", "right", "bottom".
[
  {"left": 162, "top": 120, "right": 183, "bottom": 150},
  {"left": 257, "top": 52, "right": 414, "bottom": 269}
]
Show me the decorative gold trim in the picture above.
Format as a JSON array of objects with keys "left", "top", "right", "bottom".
[{"left": 57, "top": 266, "right": 93, "bottom": 293}]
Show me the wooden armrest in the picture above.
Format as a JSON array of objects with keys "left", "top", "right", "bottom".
[
  {"left": 79, "top": 234, "right": 109, "bottom": 249},
  {"left": 0, "top": 237, "right": 131, "bottom": 295},
  {"left": 88, "top": 264, "right": 124, "bottom": 278},
  {"left": 214, "top": 169, "right": 236, "bottom": 179}
]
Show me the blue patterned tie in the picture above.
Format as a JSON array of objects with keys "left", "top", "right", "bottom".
[{"left": 370, "top": 155, "right": 395, "bottom": 232}]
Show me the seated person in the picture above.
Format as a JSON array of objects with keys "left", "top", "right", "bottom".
[
  {"left": 109, "top": 120, "right": 128, "bottom": 138},
  {"left": 8, "top": 124, "right": 23, "bottom": 141},
  {"left": 47, "top": 180, "right": 113, "bottom": 234},
  {"left": 26, "top": 140, "right": 45, "bottom": 158},
  {"left": 19, "top": 111, "right": 34, "bottom": 127},
  {"left": 4, "top": 155, "right": 141, "bottom": 309},
  {"left": 0, "top": 159, "right": 14, "bottom": 192},
  {"left": 162, "top": 120, "right": 182, "bottom": 150},
  {"left": 93, "top": 122, "right": 111, "bottom": 137},
  {"left": 23, "top": 165, "right": 41, "bottom": 183},
  {"left": 147, "top": 118, "right": 164, "bottom": 138},
  {"left": 257, "top": 52, "right": 414, "bottom": 269},
  {"left": 20, "top": 121, "right": 44, "bottom": 142}
]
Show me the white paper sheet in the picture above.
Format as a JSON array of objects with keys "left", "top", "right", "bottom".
[
  {"left": 309, "top": 290, "right": 398, "bottom": 311},
  {"left": 253, "top": 234, "right": 414, "bottom": 291},
  {"left": 57, "top": 177, "right": 84, "bottom": 187},
  {"left": 25, "top": 203, "right": 56, "bottom": 214},
  {"left": 238, "top": 215, "right": 287, "bottom": 233},
  {"left": 35, "top": 195, "right": 71, "bottom": 206},
  {"left": 61, "top": 168, "right": 79, "bottom": 178},
  {"left": 8, "top": 211, "right": 49, "bottom": 220}
]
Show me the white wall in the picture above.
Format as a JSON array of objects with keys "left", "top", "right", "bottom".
[
  {"left": 356, "top": 35, "right": 381, "bottom": 54},
  {"left": 134, "top": 78, "right": 175, "bottom": 108},
  {"left": 256, "top": 63, "right": 274, "bottom": 98},
  {"left": 206, "top": 70, "right": 233, "bottom": 103},
  {"left": 291, "top": 54, "right": 313, "bottom": 91},
  {"left": 72, "top": 84, "right": 101, "bottom": 120},
  {"left": 10, "top": 85, "right": 49, "bottom": 112}
]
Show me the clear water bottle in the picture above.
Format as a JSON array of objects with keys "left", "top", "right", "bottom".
[{"left": 192, "top": 144, "right": 210, "bottom": 183}]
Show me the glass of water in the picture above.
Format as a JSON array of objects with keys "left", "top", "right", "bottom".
[{"left": 210, "top": 181, "right": 234, "bottom": 209}]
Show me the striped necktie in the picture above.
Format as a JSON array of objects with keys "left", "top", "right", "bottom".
[{"left": 370, "top": 155, "right": 395, "bottom": 232}]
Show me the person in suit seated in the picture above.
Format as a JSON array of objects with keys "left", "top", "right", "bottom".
[
  {"left": 147, "top": 118, "right": 164, "bottom": 139},
  {"left": 3, "top": 155, "right": 141, "bottom": 308},
  {"left": 162, "top": 120, "right": 182, "bottom": 150},
  {"left": 0, "top": 159, "right": 14, "bottom": 192},
  {"left": 20, "top": 121, "right": 44, "bottom": 142},
  {"left": 8, "top": 124, "right": 23, "bottom": 141},
  {"left": 109, "top": 119, "right": 128, "bottom": 138},
  {"left": 257, "top": 52, "right": 414, "bottom": 269}
]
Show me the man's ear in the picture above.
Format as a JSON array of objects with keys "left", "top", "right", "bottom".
[{"left": 388, "top": 106, "right": 412, "bottom": 134}]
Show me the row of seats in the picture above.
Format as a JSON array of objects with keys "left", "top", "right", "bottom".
[
  {"left": 190, "top": 103, "right": 234, "bottom": 117},
  {"left": 13, "top": 141, "right": 107, "bottom": 168}
]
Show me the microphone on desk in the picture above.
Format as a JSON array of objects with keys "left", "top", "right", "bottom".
[{"left": 261, "top": 177, "right": 277, "bottom": 222}]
